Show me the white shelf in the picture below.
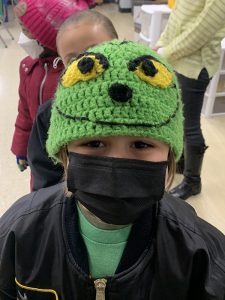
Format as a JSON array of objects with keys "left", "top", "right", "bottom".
[
  {"left": 139, "top": 32, "right": 151, "bottom": 42},
  {"left": 140, "top": 4, "right": 171, "bottom": 47},
  {"left": 216, "top": 92, "right": 225, "bottom": 97},
  {"left": 141, "top": 4, "right": 171, "bottom": 13},
  {"left": 211, "top": 112, "right": 225, "bottom": 117},
  {"left": 205, "top": 92, "right": 225, "bottom": 97},
  {"left": 201, "top": 38, "right": 225, "bottom": 117}
]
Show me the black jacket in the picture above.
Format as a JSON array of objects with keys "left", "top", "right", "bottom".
[
  {"left": 27, "top": 100, "right": 64, "bottom": 191},
  {"left": 0, "top": 183, "right": 225, "bottom": 300}
]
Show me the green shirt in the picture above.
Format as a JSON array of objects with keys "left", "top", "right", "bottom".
[{"left": 77, "top": 205, "right": 132, "bottom": 279}]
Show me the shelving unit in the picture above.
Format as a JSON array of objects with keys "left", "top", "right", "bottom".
[
  {"left": 137, "top": 4, "right": 171, "bottom": 47},
  {"left": 132, "top": 0, "right": 168, "bottom": 41},
  {"left": 139, "top": 4, "right": 171, "bottom": 47},
  {"left": 202, "top": 38, "right": 225, "bottom": 117}
]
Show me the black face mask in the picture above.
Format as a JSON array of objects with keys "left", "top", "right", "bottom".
[{"left": 67, "top": 152, "right": 168, "bottom": 225}]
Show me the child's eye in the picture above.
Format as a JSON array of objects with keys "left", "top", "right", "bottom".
[
  {"left": 84, "top": 141, "right": 104, "bottom": 148},
  {"left": 132, "top": 141, "right": 153, "bottom": 149}
]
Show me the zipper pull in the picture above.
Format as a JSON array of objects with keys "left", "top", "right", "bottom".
[
  {"left": 94, "top": 279, "right": 107, "bottom": 300},
  {"left": 53, "top": 57, "right": 62, "bottom": 69}
]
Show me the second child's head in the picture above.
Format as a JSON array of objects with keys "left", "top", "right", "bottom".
[
  {"left": 47, "top": 40, "right": 183, "bottom": 225},
  {"left": 56, "top": 10, "right": 118, "bottom": 66}
]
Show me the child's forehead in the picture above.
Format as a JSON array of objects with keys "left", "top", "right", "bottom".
[
  {"left": 60, "top": 21, "right": 111, "bottom": 41},
  {"left": 57, "top": 25, "right": 113, "bottom": 65}
]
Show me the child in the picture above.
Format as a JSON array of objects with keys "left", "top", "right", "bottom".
[
  {"left": 27, "top": 10, "right": 118, "bottom": 190},
  {"left": 11, "top": 0, "right": 94, "bottom": 172},
  {"left": 1, "top": 41, "right": 225, "bottom": 299}
]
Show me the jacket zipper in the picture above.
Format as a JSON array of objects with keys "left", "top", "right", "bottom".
[
  {"left": 94, "top": 279, "right": 107, "bottom": 300},
  {"left": 39, "top": 63, "right": 48, "bottom": 105},
  {"left": 53, "top": 57, "right": 62, "bottom": 69}
]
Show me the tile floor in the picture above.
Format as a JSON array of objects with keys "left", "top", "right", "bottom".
[{"left": 0, "top": 3, "right": 225, "bottom": 233}]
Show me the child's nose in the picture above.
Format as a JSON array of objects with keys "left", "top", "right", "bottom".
[{"left": 106, "top": 148, "right": 131, "bottom": 160}]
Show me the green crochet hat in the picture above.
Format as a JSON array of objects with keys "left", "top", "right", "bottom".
[{"left": 47, "top": 40, "right": 183, "bottom": 160}]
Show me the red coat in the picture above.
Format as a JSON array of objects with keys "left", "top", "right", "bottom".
[{"left": 11, "top": 56, "right": 64, "bottom": 157}]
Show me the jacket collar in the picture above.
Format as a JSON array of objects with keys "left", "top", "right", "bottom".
[
  {"left": 22, "top": 56, "right": 64, "bottom": 75},
  {"left": 63, "top": 196, "right": 157, "bottom": 276}
]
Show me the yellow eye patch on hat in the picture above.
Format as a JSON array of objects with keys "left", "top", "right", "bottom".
[
  {"left": 127, "top": 55, "right": 173, "bottom": 88},
  {"left": 61, "top": 53, "right": 109, "bottom": 88}
]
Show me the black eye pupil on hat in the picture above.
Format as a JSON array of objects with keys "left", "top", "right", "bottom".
[
  {"left": 77, "top": 57, "right": 95, "bottom": 74},
  {"left": 142, "top": 59, "right": 158, "bottom": 77}
]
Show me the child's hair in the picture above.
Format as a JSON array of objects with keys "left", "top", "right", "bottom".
[
  {"left": 14, "top": 0, "right": 90, "bottom": 51},
  {"left": 47, "top": 40, "right": 183, "bottom": 186},
  {"left": 57, "top": 10, "right": 118, "bottom": 42}
]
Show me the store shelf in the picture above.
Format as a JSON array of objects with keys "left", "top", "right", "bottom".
[
  {"left": 138, "top": 4, "right": 171, "bottom": 47},
  {"left": 216, "top": 92, "right": 225, "bottom": 97},
  {"left": 133, "top": 2, "right": 168, "bottom": 42},
  {"left": 138, "top": 32, "right": 151, "bottom": 45},
  {"left": 202, "top": 38, "right": 225, "bottom": 117}
]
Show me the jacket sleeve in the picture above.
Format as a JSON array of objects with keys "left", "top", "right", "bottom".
[
  {"left": 27, "top": 100, "right": 64, "bottom": 191},
  {"left": 11, "top": 61, "right": 33, "bottom": 157},
  {"left": 0, "top": 192, "right": 36, "bottom": 300},
  {"left": 155, "top": 196, "right": 225, "bottom": 299},
  {"left": 181, "top": 208, "right": 225, "bottom": 298},
  {"left": 186, "top": 217, "right": 225, "bottom": 299},
  {"left": 161, "top": 0, "right": 225, "bottom": 62},
  {"left": 0, "top": 228, "right": 16, "bottom": 299}
]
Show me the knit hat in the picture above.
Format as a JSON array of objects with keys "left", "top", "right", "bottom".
[
  {"left": 14, "top": 0, "right": 89, "bottom": 51},
  {"left": 47, "top": 40, "right": 183, "bottom": 160}
]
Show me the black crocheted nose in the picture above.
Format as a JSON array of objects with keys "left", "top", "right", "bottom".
[{"left": 109, "top": 83, "right": 132, "bottom": 103}]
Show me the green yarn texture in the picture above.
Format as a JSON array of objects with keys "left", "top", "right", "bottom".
[{"left": 47, "top": 40, "right": 183, "bottom": 160}]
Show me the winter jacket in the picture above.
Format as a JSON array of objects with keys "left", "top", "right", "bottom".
[
  {"left": 11, "top": 56, "right": 64, "bottom": 157},
  {"left": 28, "top": 100, "right": 64, "bottom": 191},
  {"left": 0, "top": 183, "right": 225, "bottom": 300}
]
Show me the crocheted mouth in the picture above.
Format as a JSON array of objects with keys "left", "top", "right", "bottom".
[{"left": 55, "top": 102, "right": 179, "bottom": 129}]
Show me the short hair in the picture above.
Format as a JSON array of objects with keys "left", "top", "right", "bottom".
[{"left": 58, "top": 10, "right": 118, "bottom": 39}]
